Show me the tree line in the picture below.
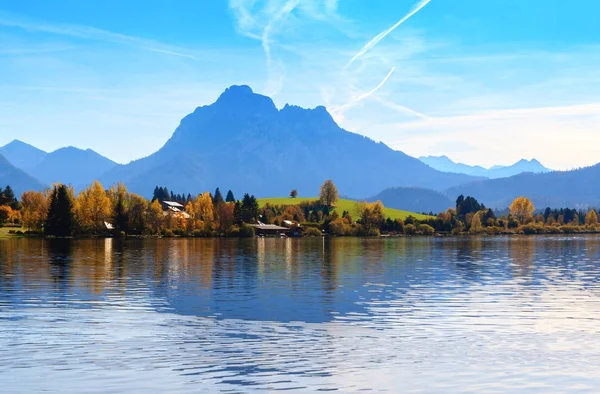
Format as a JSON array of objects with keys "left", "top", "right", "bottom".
[
  {"left": 5, "top": 178, "right": 600, "bottom": 237},
  {"left": 14, "top": 181, "right": 262, "bottom": 237}
]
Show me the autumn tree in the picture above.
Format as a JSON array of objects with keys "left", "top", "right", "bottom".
[
  {"left": 354, "top": 201, "right": 385, "bottom": 231},
  {"left": 509, "top": 197, "right": 535, "bottom": 224},
  {"left": 214, "top": 201, "right": 235, "bottom": 235},
  {"left": 45, "top": 184, "right": 75, "bottom": 237},
  {"left": 469, "top": 211, "right": 484, "bottom": 234},
  {"left": 0, "top": 206, "right": 12, "bottom": 225},
  {"left": 75, "top": 180, "right": 111, "bottom": 234},
  {"left": 194, "top": 192, "right": 215, "bottom": 231},
  {"left": 147, "top": 199, "right": 164, "bottom": 233},
  {"left": 319, "top": 180, "right": 339, "bottom": 207},
  {"left": 290, "top": 189, "right": 298, "bottom": 198},
  {"left": 21, "top": 191, "right": 49, "bottom": 232},
  {"left": 127, "top": 194, "right": 148, "bottom": 234},
  {"left": 185, "top": 200, "right": 196, "bottom": 232},
  {"left": 585, "top": 210, "right": 598, "bottom": 226},
  {"left": 109, "top": 182, "right": 129, "bottom": 232}
]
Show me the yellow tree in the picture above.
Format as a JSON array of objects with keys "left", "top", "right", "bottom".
[
  {"left": 21, "top": 190, "right": 49, "bottom": 232},
  {"left": 469, "top": 211, "right": 484, "bottom": 234},
  {"left": 354, "top": 200, "right": 385, "bottom": 230},
  {"left": 194, "top": 192, "right": 214, "bottom": 230},
  {"left": 509, "top": 197, "right": 535, "bottom": 224},
  {"left": 185, "top": 201, "right": 196, "bottom": 231},
  {"left": 76, "top": 180, "right": 111, "bottom": 234},
  {"left": 107, "top": 182, "right": 128, "bottom": 209},
  {"left": 0, "top": 206, "right": 13, "bottom": 225},
  {"left": 147, "top": 199, "right": 164, "bottom": 233},
  {"left": 585, "top": 210, "right": 598, "bottom": 226},
  {"left": 319, "top": 180, "right": 339, "bottom": 207},
  {"left": 127, "top": 194, "right": 149, "bottom": 234}
]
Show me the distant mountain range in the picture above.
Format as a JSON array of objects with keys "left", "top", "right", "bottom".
[
  {"left": 98, "top": 85, "right": 479, "bottom": 197},
  {"left": 28, "top": 147, "right": 116, "bottom": 188},
  {"left": 0, "top": 140, "right": 116, "bottom": 193},
  {"left": 445, "top": 165, "right": 600, "bottom": 209},
  {"left": 0, "top": 153, "right": 46, "bottom": 197},
  {"left": 419, "top": 155, "right": 551, "bottom": 179},
  {"left": 0, "top": 140, "right": 47, "bottom": 170},
  {"left": 2, "top": 85, "right": 599, "bottom": 212}
]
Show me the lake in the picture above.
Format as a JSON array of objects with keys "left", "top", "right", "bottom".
[{"left": 1, "top": 236, "right": 600, "bottom": 393}]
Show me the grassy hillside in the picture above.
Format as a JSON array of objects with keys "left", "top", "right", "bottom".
[{"left": 258, "top": 197, "right": 433, "bottom": 221}]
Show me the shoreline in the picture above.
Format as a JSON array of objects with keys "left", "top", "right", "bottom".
[{"left": 3, "top": 229, "right": 600, "bottom": 240}]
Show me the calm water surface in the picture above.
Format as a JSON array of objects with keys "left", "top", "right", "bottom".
[{"left": 1, "top": 236, "right": 600, "bottom": 393}]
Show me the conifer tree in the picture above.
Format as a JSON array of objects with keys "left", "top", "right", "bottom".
[
  {"left": 45, "top": 185, "right": 74, "bottom": 237},
  {"left": 226, "top": 190, "right": 235, "bottom": 203},
  {"left": 213, "top": 188, "right": 224, "bottom": 204}
]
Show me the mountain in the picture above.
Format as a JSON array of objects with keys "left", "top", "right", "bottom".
[
  {"left": 0, "top": 153, "right": 46, "bottom": 197},
  {"left": 368, "top": 187, "right": 454, "bottom": 214},
  {"left": 100, "top": 85, "right": 481, "bottom": 198},
  {"left": 419, "top": 155, "right": 489, "bottom": 177},
  {"left": 29, "top": 147, "right": 117, "bottom": 188},
  {"left": 445, "top": 164, "right": 600, "bottom": 209},
  {"left": 0, "top": 140, "right": 47, "bottom": 170},
  {"left": 419, "top": 155, "right": 551, "bottom": 179},
  {"left": 488, "top": 159, "right": 551, "bottom": 179}
]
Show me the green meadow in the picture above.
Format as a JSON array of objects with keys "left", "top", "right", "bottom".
[{"left": 257, "top": 197, "right": 433, "bottom": 221}]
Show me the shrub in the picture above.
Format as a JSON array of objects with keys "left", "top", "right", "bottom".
[
  {"left": 364, "top": 228, "right": 380, "bottom": 237},
  {"left": 162, "top": 229, "right": 175, "bottom": 238},
  {"left": 239, "top": 224, "right": 256, "bottom": 238},
  {"left": 418, "top": 224, "right": 435, "bottom": 235},
  {"left": 405, "top": 224, "right": 416, "bottom": 235},
  {"left": 517, "top": 224, "right": 547, "bottom": 235},
  {"left": 485, "top": 226, "right": 502, "bottom": 235},
  {"left": 301, "top": 222, "right": 322, "bottom": 230},
  {"left": 303, "top": 227, "right": 322, "bottom": 237},
  {"left": 546, "top": 226, "right": 563, "bottom": 234},
  {"left": 173, "top": 228, "right": 187, "bottom": 237}
]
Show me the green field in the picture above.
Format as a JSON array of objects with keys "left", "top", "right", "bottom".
[
  {"left": 0, "top": 227, "right": 23, "bottom": 238},
  {"left": 258, "top": 197, "right": 433, "bottom": 221}
]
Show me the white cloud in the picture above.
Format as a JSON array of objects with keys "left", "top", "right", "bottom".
[{"left": 0, "top": 11, "right": 200, "bottom": 60}]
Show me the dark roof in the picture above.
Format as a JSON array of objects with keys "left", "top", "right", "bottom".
[{"left": 249, "top": 224, "right": 288, "bottom": 231}]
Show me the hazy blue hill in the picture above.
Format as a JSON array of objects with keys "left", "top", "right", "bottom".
[
  {"left": 445, "top": 164, "right": 600, "bottom": 209},
  {"left": 30, "top": 147, "right": 116, "bottom": 188},
  {"left": 0, "top": 140, "right": 47, "bottom": 170},
  {"left": 101, "top": 85, "right": 481, "bottom": 197},
  {"left": 488, "top": 159, "right": 551, "bottom": 178},
  {"left": 367, "top": 187, "right": 454, "bottom": 214},
  {"left": 420, "top": 155, "right": 551, "bottom": 179},
  {"left": 419, "top": 155, "right": 489, "bottom": 177},
  {"left": 0, "top": 153, "right": 46, "bottom": 196}
]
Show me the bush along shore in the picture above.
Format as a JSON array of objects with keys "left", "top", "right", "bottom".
[{"left": 2, "top": 180, "right": 600, "bottom": 239}]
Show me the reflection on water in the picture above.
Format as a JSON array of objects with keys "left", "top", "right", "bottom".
[{"left": 2, "top": 236, "right": 600, "bottom": 392}]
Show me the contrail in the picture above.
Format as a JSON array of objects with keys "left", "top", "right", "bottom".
[
  {"left": 333, "top": 67, "right": 396, "bottom": 112},
  {"left": 343, "top": 0, "right": 431, "bottom": 71}
]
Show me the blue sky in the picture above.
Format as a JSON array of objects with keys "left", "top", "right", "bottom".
[{"left": 1, "top": 0, "right": 600, "bottom": 170}]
